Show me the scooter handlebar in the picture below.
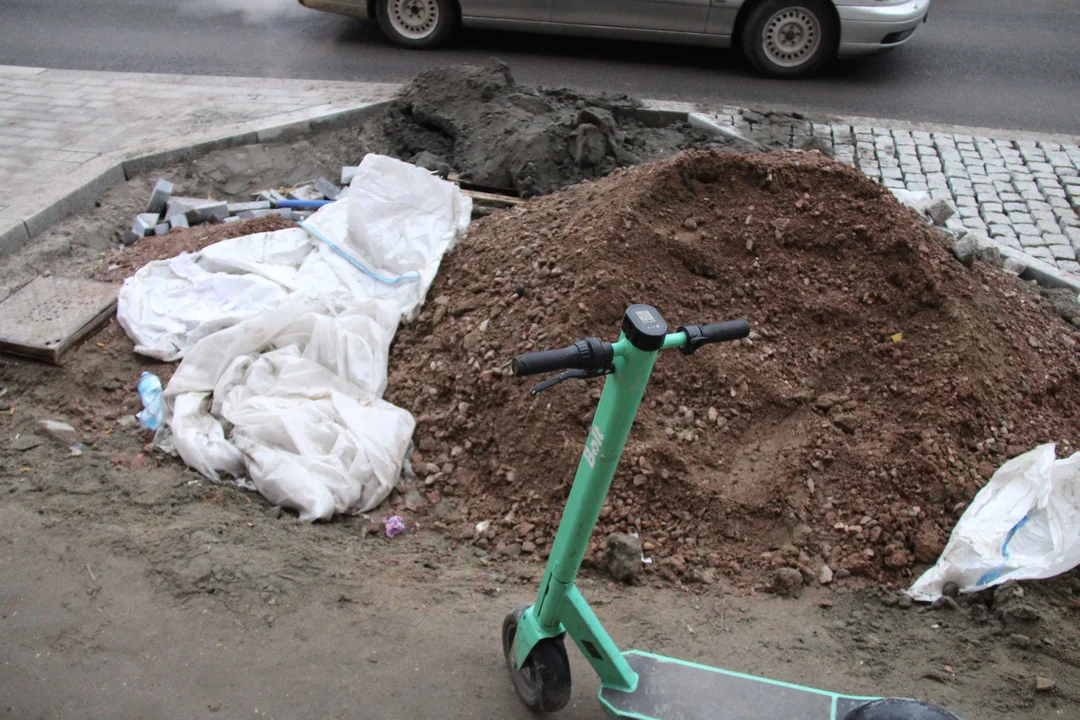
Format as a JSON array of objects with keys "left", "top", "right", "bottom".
[
  {"left": 511, "top": 345, "right": 583, "bottom": 377},
  {"left": 678, "top": 319, "right": 751, "bottom": 355},
  {"left": 512, "top": 337, "right": 615, "bottom": 377}
]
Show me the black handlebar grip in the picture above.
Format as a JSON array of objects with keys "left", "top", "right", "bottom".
[
  {"left": 511, "top": 345, "right": 582, "bottom": 377},
  {"left": 678, "top": 319, "right": 751, "bottom": 355}
]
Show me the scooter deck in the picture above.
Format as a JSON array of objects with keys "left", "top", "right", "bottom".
[{"left": 599, "top": 651, "right": 876, "bottom": 720}]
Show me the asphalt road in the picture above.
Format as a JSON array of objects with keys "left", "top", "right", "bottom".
[{"left": 1, "top": 0, "right": 1078, "bottom": 135}]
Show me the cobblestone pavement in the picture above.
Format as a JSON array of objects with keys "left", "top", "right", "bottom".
[
  {"left": 2, "top": 65, "right": 1079, "bottom": 273},
  {"left": 697, "top": 110, "right": 1080, "bottom": 273}
]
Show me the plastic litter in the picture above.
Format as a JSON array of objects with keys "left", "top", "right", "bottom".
[
  {"left": 69, "top": 442, "right": 85, "bottom": 457},
  {"left": 136, "top": 372, "right": 164, "bottom": 430},
  {"left": 385, "top": 515, "right": 406, "bottom": 537},
  {"left": 908, "top": 444, "right": 1080, "bottom": 601},
  {"left": 39, "top": 419, "right": 75, "bottom": 433}
]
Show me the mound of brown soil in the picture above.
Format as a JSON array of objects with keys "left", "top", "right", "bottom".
[{"left": 385, "top": 150, "right": 1080, "bottom": 592}]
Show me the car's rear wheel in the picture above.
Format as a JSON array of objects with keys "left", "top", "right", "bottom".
[
  {"left": 741, "top": 0, "right": 836, "bottom": 78},
  {"left": 376, "top": 0, "right": 457, "bottom": 48}
]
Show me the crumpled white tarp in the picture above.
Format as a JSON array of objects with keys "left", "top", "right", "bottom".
[
  {"left": 908, "top": 444, "right": 1080, "bottom": 601},
  {"left": 117, "top": 155, "right": 471, "bottom": 520}
]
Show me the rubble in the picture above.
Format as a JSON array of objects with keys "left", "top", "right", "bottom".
[{"left": 364, "top": 59, "right": 759, "bottom": 197}]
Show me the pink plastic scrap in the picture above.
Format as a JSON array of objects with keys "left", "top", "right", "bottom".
[{"left": 385, "top": 515, "right": 406, "bottom": 537}]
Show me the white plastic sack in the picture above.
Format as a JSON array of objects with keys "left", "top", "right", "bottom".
[
  {"left": 908, "top": 444, "right": 1080, "bottom": 601},
  {"left": 118, "top": 155, "right": 471, "bottom": 520}
]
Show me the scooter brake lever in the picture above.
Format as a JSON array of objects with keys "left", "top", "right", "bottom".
[{"left": 529, "top": 367, "right": 612, "bottom": 396}]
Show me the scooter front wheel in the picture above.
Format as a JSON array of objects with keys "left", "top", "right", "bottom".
[
  {"left": 843, "top": 698, "right": 962, "bottom": 720},
  {"left": 502, "top": 604, "right": 572, "bottom": 712}
]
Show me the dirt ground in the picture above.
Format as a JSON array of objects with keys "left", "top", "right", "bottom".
[{"left": 2, "top": 95, "right": 1079, "bottom": 719}]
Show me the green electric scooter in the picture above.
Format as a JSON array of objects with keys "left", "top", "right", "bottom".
[{"left": 503, "top": 305, "right": 962, "bottom": 720}]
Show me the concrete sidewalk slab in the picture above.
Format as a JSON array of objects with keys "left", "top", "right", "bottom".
[{"left": 0, "top": 65, "right": 396, "bottom": 253}]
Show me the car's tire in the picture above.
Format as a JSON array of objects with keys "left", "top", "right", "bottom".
[
  {"left": 741, "top": 0, "right": 837, "bottom": 78},
  {"left": 376, "top": 0, "right": 457, "bottom": 49}
]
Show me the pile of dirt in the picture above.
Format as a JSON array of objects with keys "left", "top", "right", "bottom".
[
  {"left": 364, "top": 59, "right": 761, "bottom": 197},
  {"left": 385, "top": 149, "right": 1080, "bottom": 592}
]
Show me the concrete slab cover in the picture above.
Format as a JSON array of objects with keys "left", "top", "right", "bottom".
[{"left": 0, "top": 276, "right": 118, "bottom": 364}]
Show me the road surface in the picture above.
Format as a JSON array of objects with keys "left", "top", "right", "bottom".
[{"left": 0, "top": 0, "right": 1078, "bottom": 135}]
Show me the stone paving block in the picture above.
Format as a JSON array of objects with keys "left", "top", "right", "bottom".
[
  {"left": 964, "top": 217, "right": 988, "bottom": 230},
  {"left": 989, "top": 224, "right": 1017, "bottom": 239},
  {"left": 1056, "top": 209, "right": 1079, "bottom": 227},
  {"left": 881, "top": 167, "right": 903, "bottom": 179},
  {"left": 906, "top": 181, "right": 929, "bottom": 192},
  {"left": 983, "top": 211, "right": 1009, "bottom": 224},
  {"left": 1027, "top": 246, "right": 1053, "bottom": 260},
  {"left": 958, "top": 206, "right": 980, "bottom": 219},
  {"left": 993, "top": 180, "right": 1014, "bottom": 194},
  {"left": 1066, "top": 227, "right": 1080, "bottom": 246},
  {"left": 883, "top": 177, "right": 905, "bottom": 189},
  {"left": 1050, "top": 196, "right": 1071, "bottom": 209},
  {"left": 999, "top": 191, "right": 1023, "bottom": 203},
  {"left": 927, "top": 175, "right": 949, "bottom": 190},
  {"left": 1004, "top": 202, "right": 1027, "bottom": 214},
  {"left": 1021, "top": 189, "right": 1045, "bottom": 201},
  {"left": 1014, "top": 223, "right": 1041, "bottom": 237},
  {"left": 1036, "top": 175, "right": 1062, "bottom": 188},
  {"left": 146, "top": 178, "right": 172, "bottom": 214},
  {"left": 1043, "top": 232, "right": 1070, "bottom": 247},
  {"left": 1038, "top": 218, "right": 1061, "bottom": 234},
  {"left": 1044, "top": 187, "right": 1066, "bottom": 198},
  {"left": 1028, "top": 198, "right": 1053, "bottom": 212},
  {"left": 955, "top": 195, "right": 977, "bottom": 207},
  {"left": 1039, "top": 141, "right": 1063, "bottom": 152},
  {"left": 1008, "top": 211, "right": 1034, "bottom": 225},
  {"left": 996, "top": 235, "right": 1023, "bottom": 250},
  {"left": 226, "top": 200, "right": 272, "bottom": 214},
  {"left": 1058, "top": 259, "right": 1080, "bottom": 274},
  {"left": 1020, "top": 232, "right": 1046, "bottom": 246},
  {"left": 1050, "top": 244, "right": 1077, "bottom": 260}
]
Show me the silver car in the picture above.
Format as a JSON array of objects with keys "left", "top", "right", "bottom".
[{"left": 299, "top": 0, "right": 931, "bottom": 78}]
